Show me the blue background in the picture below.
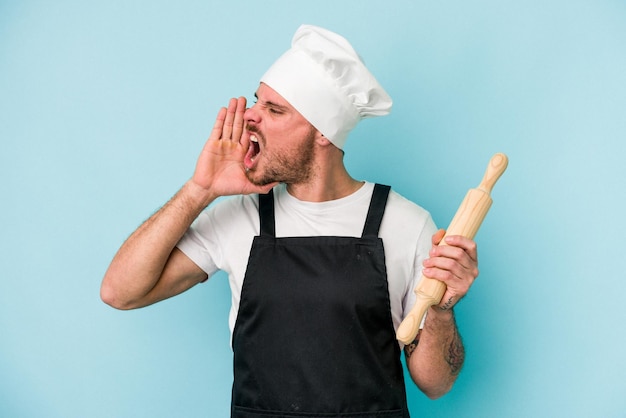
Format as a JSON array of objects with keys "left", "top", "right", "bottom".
[{"left": 1, "top": 0, "right": 625, "bottom": 417}]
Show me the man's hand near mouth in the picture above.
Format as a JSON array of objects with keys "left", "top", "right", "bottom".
[{"left": 191, "top": 97, "right": 277, "bottom": 202}]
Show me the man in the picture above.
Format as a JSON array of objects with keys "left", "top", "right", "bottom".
[{"left": 101, "top": 25, "right": 478, "bottom": 417}]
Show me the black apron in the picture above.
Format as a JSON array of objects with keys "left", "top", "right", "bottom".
[{"left": 231, "top": 184, "right": 409, "bottom": 418}]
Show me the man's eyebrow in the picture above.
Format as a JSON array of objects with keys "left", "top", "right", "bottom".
[{"left": 253, "top": 93, "right": 289, "bottom": 111}]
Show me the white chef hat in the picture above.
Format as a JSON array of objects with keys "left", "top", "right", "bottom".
[{"left": 260, "top": 24, "right": 392, "bottom": 149}]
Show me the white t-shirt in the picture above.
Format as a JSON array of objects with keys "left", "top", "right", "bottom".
[{"left": 176, "top": 182, "right": 436, "bottom": 345}]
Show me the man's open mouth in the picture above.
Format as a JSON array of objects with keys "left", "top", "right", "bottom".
[
  {"left": 244, "top": 134, "right": 261, "bottom": 170},
  {"left": 250, "top": 135, "right": 260, "bottom": 160}
]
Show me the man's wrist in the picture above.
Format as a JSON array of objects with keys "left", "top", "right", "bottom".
[
  {"left": 183, "top": 180, "right": 218, "bottom": 209},
  {"left": 424, "top": 306, "right": 455, "bottom": 327}
]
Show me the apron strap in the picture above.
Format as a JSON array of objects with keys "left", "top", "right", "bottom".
[
  {"left": 361, "top": 184, "right": 391, "bottom": 238},
  {"left": 259, "top": 184, "right": 390, "bottom": 238},
  {"left": 258, "top": 190, "right": 275, "bottom": 237}
]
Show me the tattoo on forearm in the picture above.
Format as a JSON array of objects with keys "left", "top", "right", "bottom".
[
  {"left": 404, "top": 330, "right": 421, "bottom": 358},
  {"left": 446, "top": 327, "right": 465, "bottom": 375}
]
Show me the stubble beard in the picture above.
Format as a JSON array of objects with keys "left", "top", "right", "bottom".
[{"left": 245, "top": 127, "right": 317, "bottom": 187}]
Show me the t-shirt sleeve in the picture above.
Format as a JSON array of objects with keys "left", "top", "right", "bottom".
[
  {"left": 176, "top": 211, "right": 220, "bottom": 278},
  {"left": 175, "top": 194, "right": 259, "bottom": 282}
]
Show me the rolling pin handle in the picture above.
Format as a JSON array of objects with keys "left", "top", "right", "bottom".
[{"left": 478, "top": 153, "right": 509, "bottom": 194}]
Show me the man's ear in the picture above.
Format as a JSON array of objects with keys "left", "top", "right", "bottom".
[{"left": 315, "top": 131, "right": 332, "bottom": 146}]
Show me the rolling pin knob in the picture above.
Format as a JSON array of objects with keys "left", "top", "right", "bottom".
[{"left": 478, "top": 153, "right": 508, "bottom": 194}]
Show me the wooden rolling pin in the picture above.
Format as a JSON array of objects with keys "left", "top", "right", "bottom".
[{"left": 396, "top": 153, "right": 508, "bottom": 345}]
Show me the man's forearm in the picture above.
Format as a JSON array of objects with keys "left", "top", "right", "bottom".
[
  {"left": 405, "top": 307, "right": 465, "bottom": 399},
  {"left": 100, "top": 180, "right": 214, "bottom": 309}
]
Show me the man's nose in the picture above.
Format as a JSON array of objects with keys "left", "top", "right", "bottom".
[{"left": 244, "top": 102, "right": 260, "bottom": 124}]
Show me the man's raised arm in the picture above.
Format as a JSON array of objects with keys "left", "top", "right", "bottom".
[{"left": 100, "top": 97, "right": 275, "bottom": 309}]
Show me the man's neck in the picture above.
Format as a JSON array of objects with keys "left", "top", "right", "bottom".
[
  {"left": 286, "top": 154, "right": 363, "bottom": 202},
  {"left": 286, "top": 177, "right": 364, "bottom": 203}
]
